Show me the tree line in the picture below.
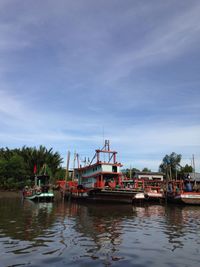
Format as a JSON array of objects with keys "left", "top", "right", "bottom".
[
  {"left": 159, "top": 152, "right": 193, "bottom": 180},
  {"left": 122, "top": 152, "right": 193, "bottom": 179},
  {"left": 0, "top": 146, "right": 64, "bottom": 190}
]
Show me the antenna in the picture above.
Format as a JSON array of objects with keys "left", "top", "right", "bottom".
[
  {"left": 130, "top": 165, "right": 132, "bottom": 179},
  {"left": 72, "top": 151, "right": 77, "bottom": 181},
  {"left": 105, "top": 140, "right": 110, "bottom": 151},
  {"left": 65, "top": 151, "right": 70, "bottom": 180},
  {"left": 102, "top": 126, "right": 105, "bottom": 147},
  {"left": 192, "top": 154, "right": 195, "bottom": 179}
]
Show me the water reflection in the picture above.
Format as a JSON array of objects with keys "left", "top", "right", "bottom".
[
  {"left": 72, "top": 203, "right": 133, "bottom": 263},
  {"left": 164, "top": 205, "right": 200, "bottom": 251},
  {"left": 0, "top": 198, "right": 55, "bottom": 241},
  {"left": 0, "top": 198, "right": 200, "bottom": 267},
  {"left": 132, "top": 204, "right": 200, "bottom": 252}
]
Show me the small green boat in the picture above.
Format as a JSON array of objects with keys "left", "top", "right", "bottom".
[{"left": 23, "top": 175, "right": 54, "bottom": 202}]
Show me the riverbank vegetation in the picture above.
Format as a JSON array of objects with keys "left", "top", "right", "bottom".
[
  {"left": 0, "top": 146, "right": 194, "bottom": 190},
  {"left": 0, "top": 146, "right": 64, "bottom": 190}
]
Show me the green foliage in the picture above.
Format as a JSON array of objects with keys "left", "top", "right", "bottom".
[
  {"left": 159, "top": 152, "right": 182, "bottom": 180},
  {"left": 0, "top": 146, "right": 63, "bottom": 189},
  {"left": 180, "top": 164, "right": 193, "bottom": 174},
  {"left": 54, "top": 168, "right": 66, "bottom": 180},
  {"left": 142, "top": 167, "right": 151, "bottom": 172},
  {"left": 122, "top": 167, "right": 140, "bottom": 178}
]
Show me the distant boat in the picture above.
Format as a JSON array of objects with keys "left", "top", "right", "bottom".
[
  {"left": 122, "top": 178, "right": 165, "bottom": 202},
  {"left": 144, "top": 180, "right": 165, "bottom": 202},
  {"left": 23, "top": 191, "right": 54, "bottom": 201},
  {"left": 168, "top": 192, "right": 200, "bottom": 205},
  {"left": 167, "top": 180, "right": 200, "bottom": 205},
  {"left": 23, "top": 175, "right": 54, "bottom": 202}
]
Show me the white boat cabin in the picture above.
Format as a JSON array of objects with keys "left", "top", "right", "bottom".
[{"left": 74, "top": 140, "right": 123, "bottom": 189}]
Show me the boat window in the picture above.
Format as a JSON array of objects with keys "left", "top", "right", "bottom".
[{"left": 112, "top": 166, "right": 117, "bottom": 172}]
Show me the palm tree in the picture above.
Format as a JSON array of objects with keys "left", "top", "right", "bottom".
[
  {"left": 159, "top": 152, "right": 182, "bottom": 180},
  {"left": 21, "top": 145, "right": 63, "bottom": 177}
]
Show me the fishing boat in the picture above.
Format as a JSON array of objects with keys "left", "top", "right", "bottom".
[
  {"left": 60, "top": 140, "right": 145, "bottom": 204},
  {"left": 144, "top": 180, "right": 165, "bottom": 202},
  {"left": 23, "top": 175, "right": 54, "bottom": 202},
  {"left": 167, "top": 180, "right": 200, "bottom": 205},
  {"left": 121, "top": 178, "right": 164, "bottom": 202}
]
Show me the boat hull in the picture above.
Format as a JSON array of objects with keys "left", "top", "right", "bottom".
[
  {"left": 24, "top": 192, "right": 54, "bottom": 202},
  {"left": 145, "top": 192, "right": 165, "bottom": 202},
  {"left": 167, "top": 193, "right": 200, "bottom": 205},
  {"left": 69, "top": 188, "right": 146, "bottom": 204}
]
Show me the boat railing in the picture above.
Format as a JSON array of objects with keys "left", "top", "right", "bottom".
[
  {"left": 102, "top": 186, "right": 144, "bottom": 193},
  {"left": 145, "top": 185, "right": 163, "bottom": 193},
  {"left": 167, "top": 180, "right": 198, "bottom": 195}
]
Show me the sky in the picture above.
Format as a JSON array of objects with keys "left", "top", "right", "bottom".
[{"left": 0, "top": 0, "right": 200, "bottom": 172}]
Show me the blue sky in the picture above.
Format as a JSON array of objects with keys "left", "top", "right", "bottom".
[{"left": 0, "top": 0, "right": 200, "bottom": 171}]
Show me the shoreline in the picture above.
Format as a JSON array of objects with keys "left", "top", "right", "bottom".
[
  {"left": 0, "top": 190, "right": 61, "bottom": 200},
  {"left": 0, "top": 190, "right": 21, "bottom": 199}
]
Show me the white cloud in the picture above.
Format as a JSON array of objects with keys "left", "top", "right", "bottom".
[
  {"left": 0, "top": 89, "right": 199, "bottom": 171},
  {"left": 0, "top": 90, "right": 24, "bottom": 119},
  {"left": 100, "top": 2, "right": 200, "bottom": 85}
]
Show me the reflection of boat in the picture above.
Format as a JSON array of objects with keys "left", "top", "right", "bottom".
[
  {"left": 167, "top": 180, "right": 200, "bottom": 205},
  {"left": 0, "top": 198, "right": 55, "bottom": 242},
  {"left": 23, "top": 175, "right": 54, "bottom": 202}
]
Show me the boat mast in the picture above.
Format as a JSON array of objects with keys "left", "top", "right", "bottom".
[
  {"left": 129, "top": 165, "right": 132, "bottom": 179},
  {"left": 192, "top": 154, "right": 196, "bottom": 180},
  {"left": 65, "top": 151, "right": 70, "bottom": 181}
]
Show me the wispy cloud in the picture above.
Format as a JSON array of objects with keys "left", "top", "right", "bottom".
[
  {"left": 0, "top": 1, "right": 200, "bottom": 171},
  {"left": 100, "top": 2, "right": 200, "bottom": 85}
]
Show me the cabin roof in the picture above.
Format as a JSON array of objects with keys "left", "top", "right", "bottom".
[
  {"left": 81, "top": 171, "right": 122, "bottom": 179},
  {"left": 134, "top": 172, "right": 164, "bottom": 176},
  {"left": 187, "top": 172, "right": 200, "bottom": 181},
  {"left": 75, "top": 161, "right": 123, "bottom": 171}
]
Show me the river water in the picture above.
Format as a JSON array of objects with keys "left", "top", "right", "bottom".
[{"left": 0, "top": 196, "right": 200, "bottom": 267}]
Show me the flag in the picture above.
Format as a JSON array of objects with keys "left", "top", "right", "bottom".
[{"left": 33, "top": 164, "right": 37, "bottom": 174}]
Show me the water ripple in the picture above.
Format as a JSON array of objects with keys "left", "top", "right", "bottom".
[{"left": 1, "top": 200, "right": 200, "bottom": 267}]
